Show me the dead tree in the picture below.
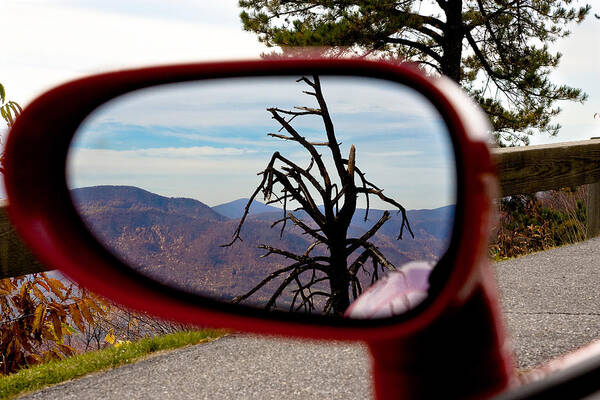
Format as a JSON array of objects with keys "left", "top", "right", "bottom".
[{"left": 223, "top": 75, "right": 413, "bottom": 315}]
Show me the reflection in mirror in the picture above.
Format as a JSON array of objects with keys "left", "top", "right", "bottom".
[{"left": 67, "top": 75, "right": 456, "bottom": 318}]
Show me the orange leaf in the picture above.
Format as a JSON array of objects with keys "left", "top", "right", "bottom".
[
  {"left": 87, "top": 298, "right": 106, "bottom": 316},
  {"left": 32, "top": 304, "right": 46, "bottom": 333},
  {"left": 51, "top": 304, "right": 67, "bottom": 317},
  {"left": 5, "top": 338, "right": 14, "bottom": 356},
  {"left": 0, "top": 279, "right": 13, "bottom": 295},
  {"left": 50, "top": 312, "right": 62, "bottom": 340},
  {"left": 69, "top": 303, "right": 85, "bottom": 333},
  {"left": 19, "top": 283, "right": 28, "bottom": 297},
  {"left": 19, "top": 337, "right": 34, "bottom": 353},
  {"left": 35, "top": 279, "right": 50, "bottom": 291},
  {"left": 46, "top": 278, "right": 66, "bottom": 301},
  {"left": 32, "top": 285, "right": 46, "bottom": 302},
  {"left": 27, "top": 353, "right": 42, "bottom": 365},
  {"left": 42, "top": 326, "right": 55, "bottom": 341},
  {"left": 49, "top": 349, "right": 64, "bottom": 360},
  {"left": 58, "top": 343, "right": 75, "bottom": 355},
  {"left": 1, "top": 300, "right": 11, "bottom": 315},
  {"left": 79, "top": 300, "right": 94, "bottom": 323},
  {"left": 14, "top": 335, "right": 21, "bottom": 347},
  {"left": 49, "top": 277, "right": 66, "bottom": 290}
]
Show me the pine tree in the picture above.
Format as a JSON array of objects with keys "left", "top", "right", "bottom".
[{"left": 239, "top": 1, "right": 591, "bottom": 145}]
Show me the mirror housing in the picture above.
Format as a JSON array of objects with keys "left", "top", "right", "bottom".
[{"left": 5, "top": 58, "right": 497, "bottom": 342}]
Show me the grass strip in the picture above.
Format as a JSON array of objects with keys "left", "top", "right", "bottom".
[{"left": 0, "top": 329, "right": 226, "bottom": 399}]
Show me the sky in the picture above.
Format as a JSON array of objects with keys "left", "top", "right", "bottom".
[
  {"left": 67, "top": 76, "right": 456, "bottom": 210},
  {"left": 1, "top": 1, "right": 599, "bottom": 204}
]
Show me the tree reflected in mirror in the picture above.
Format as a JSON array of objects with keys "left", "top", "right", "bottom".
[{"left": 222, "top": 75, "right": 414, "bottom": 315}]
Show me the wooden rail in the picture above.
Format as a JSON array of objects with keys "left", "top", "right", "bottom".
[
  {"left": 1, "top": 139, "right": 600, "bottom": 279},
  {"left": 492, "top": 139, "right": 600, "bottom": 239},
  {"left": 493, "top": 139, "right": 600, "bottom": 197},
  {"left": 0, "top": 201, "right": 48, "bottom": 279}
]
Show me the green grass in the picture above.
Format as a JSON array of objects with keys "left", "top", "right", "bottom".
[{"left": 0, "top": 329, "right": 226, "bottom": 399}]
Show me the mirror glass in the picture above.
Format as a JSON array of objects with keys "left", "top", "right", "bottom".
[{"left": 66, "top": 75, "right": 456, "bottom": 318}]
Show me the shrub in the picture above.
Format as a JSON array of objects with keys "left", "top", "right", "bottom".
[{"left": 490, "top": 187, "right": 587, "bottom": 259}]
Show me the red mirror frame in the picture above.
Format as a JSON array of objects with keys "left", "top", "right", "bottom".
[{"left": 4, "top": 58, "right": 514, "bottom": 399}]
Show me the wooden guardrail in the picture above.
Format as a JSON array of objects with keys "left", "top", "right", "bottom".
[
  {"left": 493, "top": 139, "right": 600, "bottom": 196},
  {"left": 1, "top": 139, "right": 599, "bottom": 279},
  {"left": 0, "top": 201, "right": 47, "bottom": 279},
  {"left": 492, "top": 138, "right": 600, "bottom": 239}
]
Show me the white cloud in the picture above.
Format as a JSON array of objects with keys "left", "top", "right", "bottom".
[
  {"left": 526, "top": 17, "right": 600, "bottom": 144},
  {"left": 0, "top": 1, "right": 266, "bottom": 106},
  {"left": 134, "top": 146, "right": 254, "bottom": 158},
  {"left": 151, "top": 131, "right": 283, "bottom": 148},
  {"left": 66, "top": 147, "right": 269, "bottom": 206},
  {"left": 43, "top": 0, "right": 242, "bottom": 27},
  {"left": 65, "top": 146, "right": 270, "bottom": 201},
  {"left": 66, "top": 144, "right": 457, "bottom": 209},
  {"left": 361, "top": 151, "right": 422, "bottom": 157},
  {"left": 68, "top": 146, "right": 261, "bottom": 170}
]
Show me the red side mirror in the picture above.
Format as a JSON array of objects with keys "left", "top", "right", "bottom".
[{"left": 4, "top": 58, "right": 512, "bottom": 399}]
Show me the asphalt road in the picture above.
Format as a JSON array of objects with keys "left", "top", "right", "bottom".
[
  {"left": 495, "top": 236, "right": 600, "bottom": 369},
  {"left": 18, "top": 238, "right": 600, "bottom": 399},
  {"left": 19, "top": 335, "right": 372, "bottom": 400}
]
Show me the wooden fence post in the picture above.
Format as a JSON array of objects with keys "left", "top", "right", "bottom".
[{"left": 587, "top": 137, "right": 600, "bottom": 239}]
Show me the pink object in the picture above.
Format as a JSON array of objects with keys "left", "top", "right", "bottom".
[{"left": 345, "top": 261, "right": 434, "bottom": 319}]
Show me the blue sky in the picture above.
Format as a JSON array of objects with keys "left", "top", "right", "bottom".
[
  {"left": 67, "top": 76, "right": 456, "bottom": 210},
  {"left": 1, "top": 1, "right": 599, "bottom": 200}
]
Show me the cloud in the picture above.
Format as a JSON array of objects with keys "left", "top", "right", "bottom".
[
  {"left": 1, "top": 1, "right": 266, "bottom": 106},
  {"left": 66, "top": 147, "right": 269, "bottom": 206},
  {"left": 66, "top": 143, "right": 457, "bottom": 209},
  {"left": 45, "top": 0, "right": 241, "bottom": 27},
  {"left": 73, "top": 120, "right": 290, "bottom": 151},
  {"left": 156, "top": 131, "right": 279, "bottom": 147},
  {"left": 322, "top": 77, "right": 442, "bottom": 119},
  {"left": 69, "top": 145, "right": 260, "bottom": 166},
  {"left": 75, "top": 76, "right": 449, "bottom": 150},
  {"left": 361, "top": 151, "right": 422, "bottom": 157},
  {"left": 134, "top": 146, "right": 256, "bottom": 158}
]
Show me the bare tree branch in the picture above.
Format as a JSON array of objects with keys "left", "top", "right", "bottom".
[
  {"left": 232, "top": 259, "right": 329, "bottom": 305},
  {"left": 351, "top": 243, "right": 397, "bottom": 272},
  {"left": 221, "top": 155, "right": 277, "bottom": 247},
  {"left": 226, "top": 75, "right": 413, "bottom": 314},
  {"left": 356, "top": 188, "right": 414, "bottom": 239},
  {"left": 346, "top": 211, "right": 391, "bottom": 255},
  {"left": 265, "top": 264, "right": 328, "bottom": 311},
  {"left": 268, "top": 106, "right": 331, "bottom": 188},
  {"left": 268, "top": 133, "right": 329, "bottom": 146}
]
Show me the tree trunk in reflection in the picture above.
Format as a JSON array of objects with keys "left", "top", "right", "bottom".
[{"left": 223, "top": 75, "right": 414, "bottom": 315}]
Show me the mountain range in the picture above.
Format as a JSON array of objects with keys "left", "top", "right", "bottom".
[{"left": 71, "top": 185, "right": 454, "bottom": 310}]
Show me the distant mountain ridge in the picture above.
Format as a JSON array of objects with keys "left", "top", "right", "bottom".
[
  {"left": 235, "top": 202, "right": 455, "bottom": 242},
  {"left": 71, "top": 185, "right": 454, "bottom": 308},
  {"left": 72, "top": 185, "right": 226, "bottom": 222},
  {"left": 212, "top": 198, "right": 280, "bottom": 219}
]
